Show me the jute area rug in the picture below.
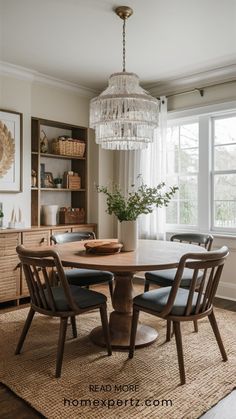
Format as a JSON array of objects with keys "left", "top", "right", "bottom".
[{"left": 0, "top": 292, "right": 236, "bottom": 419}]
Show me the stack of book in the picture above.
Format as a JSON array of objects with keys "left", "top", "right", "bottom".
[{"left": 63, "top": 171, "right": 81, "bottom": 189}]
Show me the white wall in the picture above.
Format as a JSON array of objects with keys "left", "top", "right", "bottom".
[
  {"left": 31, "top": 83, "right": 89, "bottom": 126},
  {"left": 0, "top": 74, "right": 90, "bottom": 227},
  {"left": 212, "top": 235, "right": 236, "bottom": 301},
  {"left": 87, "top": 128, "right": 115, "bottom": 238},
  {"left": 0, "top": 75, "right": 31, "bottom": 226},
  {"left": 97, "top": 149, "right": 115, "bottom": 238},
  {"left": 167, "top": 80, "right": 236, "bottom": 111}
]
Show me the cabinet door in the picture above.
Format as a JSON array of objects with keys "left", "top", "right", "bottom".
[
  {"left": 22, "top": 230, "right": 50, "bottom": 247},
  {"left": 0, "top": 256, "right": 21, "bottom": 302},
  {"left": 0, "top": 233, "right": 21, "bottom": 302},
  {"left": 0, "top": 233, "right": 20, "bottom": 256}
]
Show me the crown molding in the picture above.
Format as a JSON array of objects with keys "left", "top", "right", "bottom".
[
  {"left": 146, "top": 64, "right": 236, "bottom": 97},
  {"left": 1, "top": 60, "right": 236, "bottom": 99},
  {"left": 0, "top": 61, "right": 98, "bottom": 98}
]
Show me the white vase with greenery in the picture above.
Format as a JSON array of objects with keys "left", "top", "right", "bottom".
[
  {"left": 97, "top": 178, "right": 178, "bottom": 251},
  {"left": 117, "top": 220, "right": 138, "bottom": 251}
]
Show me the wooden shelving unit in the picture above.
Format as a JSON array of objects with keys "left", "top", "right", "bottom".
[{"left": 31, "top": 117, "right": 88, "bottom": 227}]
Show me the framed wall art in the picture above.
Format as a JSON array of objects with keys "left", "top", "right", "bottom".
[{"left": 0, "top": 109, "right": 23, "bottom": 192}]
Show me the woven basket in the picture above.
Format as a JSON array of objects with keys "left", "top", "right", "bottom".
[
  {"left": 59, "top": 208, "right": 85, "bottom": 224},
  {"left": 51, "top": 138, "right": 85, "bottom": 157}
]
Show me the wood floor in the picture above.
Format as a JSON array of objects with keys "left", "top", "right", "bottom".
[{"left": 0, "top": 288, "right": 235, "bottom": 419}]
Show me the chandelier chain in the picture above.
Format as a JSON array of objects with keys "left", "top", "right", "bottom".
[{"left": 123, "top": 19, "right": 126, "bottom": 72}]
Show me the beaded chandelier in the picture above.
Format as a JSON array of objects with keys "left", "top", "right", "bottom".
[{"left": 89, "top": 6, "right": 159, "bottom": 150}]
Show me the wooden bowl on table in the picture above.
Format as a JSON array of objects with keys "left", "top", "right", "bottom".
[{"left": 84, "top": 240, "right": 123, "bottom": 255}]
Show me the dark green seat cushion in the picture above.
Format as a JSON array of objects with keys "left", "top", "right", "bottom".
[
  {"left": 45, "top": 285, "right": 107, "bottom": 311},
  {"left": 134, "top": 287, "right": 201, "bottom": 316},
  {"left": 65, "top": 269, "right": 113, "bottom": 286},
  {"left": 145, "top": 268, "right": 203, "bottom": 288}
]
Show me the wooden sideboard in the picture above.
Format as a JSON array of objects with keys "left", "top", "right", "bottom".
[{"left": 0, "top": 224, "right": 96, "bottom": 307}]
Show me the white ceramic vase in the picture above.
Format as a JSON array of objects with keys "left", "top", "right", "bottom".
[{"left": 118, "top": 220, "right": 138, "bottom": 252}]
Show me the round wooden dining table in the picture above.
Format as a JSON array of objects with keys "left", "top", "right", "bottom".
[{"left": 56, "top": 239, "right": 207, "bottom": 349}]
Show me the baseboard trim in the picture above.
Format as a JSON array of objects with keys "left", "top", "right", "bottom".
[{"left": 216, "top": 282, "right": 236, "bottom": 302}]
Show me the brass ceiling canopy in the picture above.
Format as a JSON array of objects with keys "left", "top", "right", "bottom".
[{"left": 115, "top": 6, "right": 133, "bottom": 20}]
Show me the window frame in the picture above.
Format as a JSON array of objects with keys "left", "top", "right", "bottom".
[
  {"left": 166, "top": 117, "right": 200, "bottom": 230},
  {"left": 166, "top": 100, "right": 236, "bottom": 235},
  {"left": 211, "top": 112, "right": 236, "bottom": 233}
]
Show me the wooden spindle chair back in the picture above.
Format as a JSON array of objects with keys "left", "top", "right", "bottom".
[
  {"left": 161, "top": 246, "right": 228, "bottom": 319},
  {"left": 51, "top": 231, "right": 95, "bottom": 245},
  {"left": 17, "top": 245, "right": 78, "bottom": 315},
  {"left": 130, "top": 246, "right": 229, "bottom": 384},
  {"left": 170, "top": 233, "right": 213, "bottom": 251},
  {"left": 15, "top": 245, "right": 112, "bottom": 378}
]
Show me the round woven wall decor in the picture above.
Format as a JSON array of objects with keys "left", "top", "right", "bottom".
[{"left": 0, "top": 120, "right": 15, "bottom": 178}]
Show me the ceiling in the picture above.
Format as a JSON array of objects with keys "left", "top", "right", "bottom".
[{"left": 1, "top": 0, "right": 236, "bottom": 93}]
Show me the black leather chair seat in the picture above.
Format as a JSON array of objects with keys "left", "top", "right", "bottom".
[
  {"left": 45, "top": 285, "right": 107, "bottom": 311},
  {"left": 145, "top": 268, "right": 203, "bottom": 288},
  {"left": 65, "top": 269, "right": 113, "bottom": 286},
  {"left": 134, "top": 287, "right": 202, "bottom": 316}
]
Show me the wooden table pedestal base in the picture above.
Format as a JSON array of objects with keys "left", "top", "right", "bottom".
[{"left": 90, "top": 311, "right": 158, "bottom": 350}]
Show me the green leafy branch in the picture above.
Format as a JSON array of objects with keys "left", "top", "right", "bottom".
[{"left": 97, "top": 179, "right": 178, "bottom": 222}]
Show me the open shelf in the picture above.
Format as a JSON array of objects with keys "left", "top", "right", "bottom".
[
  {"left": 31, "top": 117, "right": 88, "bottom": 226},
  {"left": 40, "top": 188, "right": 86, "bottom": 192},
  {"left": 40, "top": 152, "right": 86, "bottom": 160}
]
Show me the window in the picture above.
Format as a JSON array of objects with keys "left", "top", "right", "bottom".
[
  {"left": 166, "top": 121, "right": 199, "bottom": 226},
  {"left": 212, "top": 115, "right": 236, "bottom": 229},
  {"left": 166, "top": 105, "right": 236, "bottom": 234}
]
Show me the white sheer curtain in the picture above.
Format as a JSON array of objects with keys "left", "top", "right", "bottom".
[{"left": 116, "top": 96, "right": 168, "bottom": 240}]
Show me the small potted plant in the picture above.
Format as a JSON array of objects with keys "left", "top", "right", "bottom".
[
  {"left": 54, "top": 177, "right": 63, "bottom": 189},
  {"left": 97, "top": 177, "right": 178, "bottom": 251}
]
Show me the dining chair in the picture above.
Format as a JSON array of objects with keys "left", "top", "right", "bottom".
[
  {"left": 15, "top": 245, "right": 112, "bottom": 378},
  {"left": 144, "top": 233, "right": 214, "bottom": 338},
  {"left": 51, "top": 231, "right": 114, "bottom": 298},
  {"left": 129, "top": 246, "right": 229, "bottom": 385}
]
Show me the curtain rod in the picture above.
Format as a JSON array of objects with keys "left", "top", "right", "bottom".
[{"left": 157, "top": 78, "right": 236, "bottom": 100}]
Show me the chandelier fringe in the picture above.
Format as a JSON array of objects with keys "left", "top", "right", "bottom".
[{"left": 90, "top": 73, "right": 159, "bottom": 150}]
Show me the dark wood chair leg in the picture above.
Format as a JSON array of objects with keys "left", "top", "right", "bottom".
[
  {"left": 144, "top": 280, "right": 150, "bottom": 292},
  {"left": 99, "top": 304, "right": 112, "bottom": 356},
  {"left": 208, "top": 310, "right": 228, "bottom": 362},
  {"left": 173, "top": 321, "right": 186, "bottom": 385},
  {"left": 56, "top": 317, "right": 68, "bottom": 378},
  {"left": 193, "top": 320, "right": 198, "bottom": 333},
  {"left": 15, "top": 308, "right": 35, "bottom": 355},
  {"left": 108, "top": 280, "right": 113, "bottom": 298},
  {"left": 166, "top": 319, "right": 172, "bottom": 342},
  {"left": 129, "top": 308, "right": 140, "bottom": 359},
  {"left": 71, "top": 316, "right": 77, "bottom": 338}
]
